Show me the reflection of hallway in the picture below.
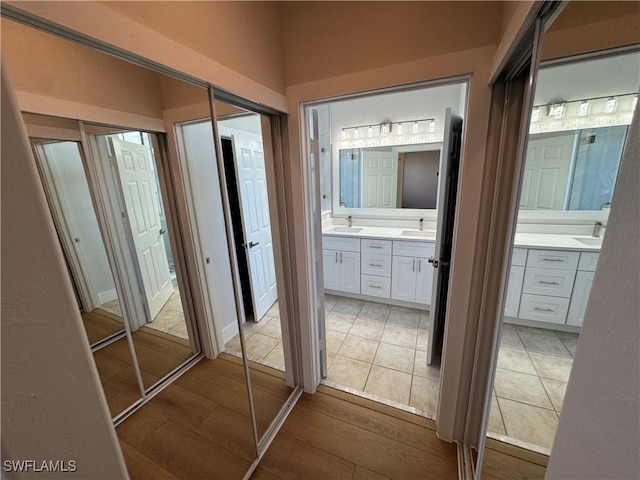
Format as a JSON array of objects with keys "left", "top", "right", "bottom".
[
  {"left": 224, "top": 302, "right": 283, "bottom": 369},
  {"left": 96, "top": 280, "right": 189, "bottom": 340}
]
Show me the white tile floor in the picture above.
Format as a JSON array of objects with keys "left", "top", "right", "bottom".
[{"left": 488, "top": 323, "right": 579, "bottom": 452}]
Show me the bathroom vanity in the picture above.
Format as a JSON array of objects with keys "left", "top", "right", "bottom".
[{"left": 322, "top": 227, "right": 436, "bottom": 310}]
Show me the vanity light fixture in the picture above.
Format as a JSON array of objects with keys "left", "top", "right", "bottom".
[
  {"left": 603, "top": 97, "right": 617, "bottom": 114},
  {"left": 550, "top": 103, "right": 566, "bottom": 119},
  {"left": 428, "top": 120, "right": 436, "bottom": 133},
  {"left": 531, "top": 107, "right": 542, "bottom": 122},
  {"left": 353, "top": 128, "right": 360, "bottom": 139},
  {"left": 341, "top": 129, "right": 347, "bottom": 140},
  {"left": 381, "top": 123, "right": 390, "bottom": 136},
  {"left": 577, "top": 100, "right": 591, "bottom": 117},
  {"left": 412, "top": 121, "right": 419, "bottom": 134},
  {"left": 632, "top": 96, "right": 638, "bottom": 111},
  {"left": 396, "top": 123, "right": 403, "bottom": 135},
  {"left": 367, "top": 126, "right": 374, "bottom": 138}
]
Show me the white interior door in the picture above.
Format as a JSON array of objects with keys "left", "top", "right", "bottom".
[
  {"left": 110, "top": 138, "right": 173, "bottom": 321},
  {"left": 229, "top": 131, "right": 278, "bottom": 321},
  {"left": 428, "top": 108, "right": 464, "bottom": 364},
  {"left": 520, "top": 132, "right": 575, "bottom": 210},
  {"left": 362, "top": 150, "right": 397, "bottom": 208}
]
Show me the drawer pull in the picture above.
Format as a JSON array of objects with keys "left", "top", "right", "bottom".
[
  {"left": 538, "top": 280, "right": 560, "bottom": 285},
  {"left": 368, "top": 263, "right": 383, "bottom": 267},
  {"left": 368, "top": 284, "right": 382, "bottom": 289},
  {"left": 369, "top": 245, "right": 383, "bottom": 249},
  {"left": 534, "top": 307, "right": 554, "bottom": 312},
  {"left": 542, "top": 258, "right": 564, "bottom": 262}
]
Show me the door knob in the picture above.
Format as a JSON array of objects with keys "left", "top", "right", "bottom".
[
  {"left": 159, "top": 228, "right": 166, "bottom": 235},
  {"left": 248, "top": 241, "right": 260, "bottom": 248},
  {"left": 428, "top": 256, "right": 439, "bottom": 268}
]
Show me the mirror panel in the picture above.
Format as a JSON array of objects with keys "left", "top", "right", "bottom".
[
  {"left": 3, "top": 15, "right": 259, "bottom": 468},
  {"left": 214, "top": 100, "right": 295, "bottom": 441}
]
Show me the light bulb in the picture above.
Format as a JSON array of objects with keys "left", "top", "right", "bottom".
[
  {"left": 577, "top": 101, "right": 590, "bottom": 117},
  {"left": 531, "top": 108, "right": 541, "bottom": 122},
  {"left": 603, "top": 97, "right": 617, "bottom": 114},
  {"left": 381, "top": 124, "right": 389, "bottom": 136},
  {"left": 428, "top": 120, "right": 436, "bottom": 133},
  {"left": 396, "top": 123, "right": 403, "bottom": 135},
  {"left": 632, "top": 97, "right": 638, "bottom": 111},
  {"left": 412, "top": 122, "right": 419, "bottom": 134},
  {"left": 553, "top": 103, "right": 566, "bottom": 119},
  {"left": 353, "top": 128, "right": 360, "bottom": 139},
  {"left": 367, "top": 126, "right": 373, "bottom": 138},
  {"left": 341, "top": 129, "right": 346, "bottom": 140}
]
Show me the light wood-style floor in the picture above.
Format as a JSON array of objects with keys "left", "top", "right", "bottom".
[
  {"left": 82, "top": 308, "right": 125, "bottom": 345},
  {"left": 115, "top": 355, "right": 546, "bottom": 479}
]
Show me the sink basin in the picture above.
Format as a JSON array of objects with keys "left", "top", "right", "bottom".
[
  {"left": 400, "top": 230, "right": 432, "bottom": 238},
  {"left": 574, "top": 237, "right": 603, "bottom": 246},
  {"left": 329, "top": 226, "right": 363, "bottom": 233}
]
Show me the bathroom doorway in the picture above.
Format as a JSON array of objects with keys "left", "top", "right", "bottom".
[{"left": 303, "top": 80, "right": 468, "bottom": 418}]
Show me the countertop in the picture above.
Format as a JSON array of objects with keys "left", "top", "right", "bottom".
[{"left": 322, "top": 226, "right": 602, "bottom": 252}]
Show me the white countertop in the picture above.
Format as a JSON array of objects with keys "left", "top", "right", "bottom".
[{"left": 322, "top": 226, "right": 602, "bottom": 251}]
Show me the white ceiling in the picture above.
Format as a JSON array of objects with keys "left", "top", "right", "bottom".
[{"left": 534, "top": 52, "right": 640, "bottom": 105}]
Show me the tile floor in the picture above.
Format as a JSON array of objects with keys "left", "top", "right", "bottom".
[
  {"left": 488, "top": 323, "right": 579, "bottom": 452},
  {"left": 226, "top": 294, "right": 580, "bottom": 453},
  {"left": 97, "top": 281, "right": 189, "bottom": 340}
]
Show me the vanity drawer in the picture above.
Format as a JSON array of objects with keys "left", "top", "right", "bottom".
[
  {"left": 322, "top": 235, "right": 360, "bottom": 253},
  {"left": 393, "top": 240, "right": 435, "bottom": 258},
  {"left": 522, "top": 267, "right": 576, "bottom": 298},
  {"left": 518, "top": 294, "right": 570, "bottom": 324},
  {"left": 512, "top": 248, "right": 528, "bottom": 266},
  {"left": 526, "top": 249, "right": 579, "bottom": 270},
  {"left": 361, "top": 253, "right": 392, "bottom": 277},
  {"left": 361, "top": 274, "right": 391, "bottom": 299},
  {"left": 361, "top": 238, "right": 392, "bottom": 255},
  {"left": 578, "top": 252, "right": 600, "bottom": 271}
]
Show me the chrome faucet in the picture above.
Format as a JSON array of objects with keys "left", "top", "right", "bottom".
[
  {"left": 593, "top": 221, "right": 605, "bottom": 238},
  {"left": 347, "top": 216, "right": 353, "bottom": 228},
  {"left": 418, "top": 218, "right": 424, "bottom": 231}
]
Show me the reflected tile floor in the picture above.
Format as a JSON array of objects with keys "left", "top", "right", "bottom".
[
  {"left": 488, "top": 323, "right": 579, "bottom": 453},
  {"left": 322, "top": 295, "right": 440, "bottom": 418},
  {"left": 224, "top": 302, "right": 284, "bottom": 371},
  {"left": 145, "top": 283, "right": 188, "bottom": 340}
]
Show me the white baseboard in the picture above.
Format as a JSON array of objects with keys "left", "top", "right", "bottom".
[
  {"left": 97, "top": 288, "right": 118, "bottom": 304},
  {"left": 222, "top": 321, "right": 239, "bottom": 344}
]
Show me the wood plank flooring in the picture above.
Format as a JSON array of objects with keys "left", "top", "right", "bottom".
[
  {"left": 82, "top": 308, "right": 125, "bottom": 345},
  {"left": 115, "top": 354, "right": 547, "bottom": 480}
]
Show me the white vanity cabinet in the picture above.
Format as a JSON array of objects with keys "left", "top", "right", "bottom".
[
  {"left": 504, "top": 247, "right": 599, "bottom": 330},
  {"left": 322, "top": 236, "right": 361, "bottom": 294},
  {"left": 566, "top": 252, "right": 599, "bottom": 327},
  {"left": 503, "top": 248, "right": 526, "bottom": 317},
  {"left": 390, "top": 241, "right": 435, "bottom": 305},
  {"left": 361, "top": 239, "right": 392, "bottom": 299}
]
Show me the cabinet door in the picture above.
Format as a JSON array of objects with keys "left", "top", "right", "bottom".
[
  {"left": 339, "top": 251, "right": 361, "bottom": 294},
  {"left": 567, "top": 270, "right": 595, "bottom": 327},
  {"left": 415, "top": 257, "right": 434, "bottom": 305},
  {"left": 391, "top": 256, "right": 417, "bottom": 302},
  {"left": 323, "top": 249, "right": 339, "bottom": 290},
  {"left": 504, "top": 265, "right": 524, "bottom": 317}
]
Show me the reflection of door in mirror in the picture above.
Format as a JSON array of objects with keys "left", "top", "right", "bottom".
[
  {"left": 521, "top": 126, "right": 628, "bottom": 211},
  {"left": 34, "top": 140, "right": 126, "bottom": 347}
]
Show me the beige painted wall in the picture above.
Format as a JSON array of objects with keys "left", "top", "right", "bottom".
[
  {"left": 281, "top": 1, "right": 502, "bottom": 86},
  {"left": 542, "top": 2, "right": 640, "bottom": 60},
  {"left": 1, "top": 67, "right": 128, "bottom": 480},
  {"left": 102, "top": 1, "right": 285, "bottom": 94}
]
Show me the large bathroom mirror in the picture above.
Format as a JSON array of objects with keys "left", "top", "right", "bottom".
[
  {"left": 520, "top": 50, "right": 638, "bottom": 212},
  {"left": 320, "top": 81, "right": 468, "bottom": 218},
  {"left": 338, "top": 145, "right": 441, "bottom": 209},
  {"left": 2, "top": 14, "right": 260, "bottom": 470}
]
